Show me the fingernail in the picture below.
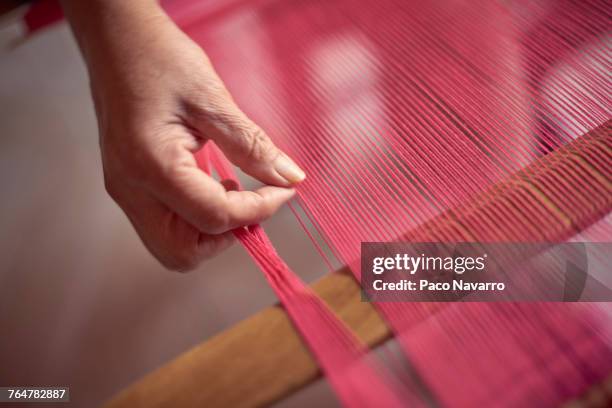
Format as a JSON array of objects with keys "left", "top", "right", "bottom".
[{"left": 274, "top": 154, "right": 306, "bottom": 184}]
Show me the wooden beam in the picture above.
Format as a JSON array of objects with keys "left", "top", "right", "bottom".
[
  {"left": 105, "top": 268, "right": 390, "bottom": 408},
  {"left": 105, "top": 120, "right": 611, "bottom": 408}
]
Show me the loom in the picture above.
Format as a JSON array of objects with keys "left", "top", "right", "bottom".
[
  {"left": 22, "top": 0, "right": 612, "bottom": 406},
  {"left": 104, "top": 121, "right": 612, "bottom": 407}
]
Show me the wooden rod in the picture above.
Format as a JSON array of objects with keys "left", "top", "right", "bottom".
[{"left": 106, "top": 269, "right": 389, "bottom": 408}]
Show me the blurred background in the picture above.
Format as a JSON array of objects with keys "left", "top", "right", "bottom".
[{"left": 0, "top": 14, "right": 337, "bottom": 408}]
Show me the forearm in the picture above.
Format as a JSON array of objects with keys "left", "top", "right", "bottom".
[
  {"left": 60, "top": 0, "right": 301, "bottom": 269},
  {"left": 60, "top": 0, "right": 169, "bottom": 79}
]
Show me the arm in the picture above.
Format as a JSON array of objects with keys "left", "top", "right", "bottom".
[{"left": 60, "top": 0, "right": 305, "bottom": 270}]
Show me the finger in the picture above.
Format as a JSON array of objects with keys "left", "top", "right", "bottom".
[
  {"left": 119, "top": 186, "right": 234, "bottom": 271},
  {"left": 149, "top": 150, "right": 295, "bottom": 234},
  {"left": 225, "top": 186, "right": 295, "bottom": 228},
  {"left": 192, "top": 83, "right": 305, "bottom": 187}
]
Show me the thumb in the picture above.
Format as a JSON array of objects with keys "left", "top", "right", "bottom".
[{"left": 195, "top": 93, "right": 306, "bottom": 187}]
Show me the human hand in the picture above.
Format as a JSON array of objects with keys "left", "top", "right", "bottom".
[{"left": 63, "top": 1, "right": 305, "bottom": 270}]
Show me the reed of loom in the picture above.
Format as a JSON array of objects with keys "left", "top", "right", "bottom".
[{"left": 104, "top": 120, "right": 611, "bottom": 408}]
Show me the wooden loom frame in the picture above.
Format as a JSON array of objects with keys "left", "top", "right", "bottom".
[{"left": 106, "top": 121, "right": 612, "bottom": 408}]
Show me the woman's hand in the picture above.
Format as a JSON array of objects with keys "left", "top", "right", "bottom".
[{"left": 61, "top": 0, "right": 305, "bottom": 270}]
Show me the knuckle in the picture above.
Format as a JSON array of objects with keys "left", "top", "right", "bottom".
[
  {"left": 185, "top": 84, "right": 232, "bottom": 123},
  {"left": 244, "top": 126, "right": 275, "bottom": 162}
]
